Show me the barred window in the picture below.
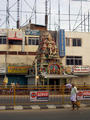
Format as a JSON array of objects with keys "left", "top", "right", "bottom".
[
  {"left": 28, "top": 37, "right": 39, "bottom": 45},
  {"left": 0, "top": 36, "right": 7, "bottom": 44},
  {"left": 66, "top": 56, "right": 82, "bottom": 65},
  {"left": 72, "top": 38, "right": 81, "bottom": 46}
]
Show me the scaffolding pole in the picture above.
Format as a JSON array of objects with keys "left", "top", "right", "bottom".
[
  {"left": 35, "top": 0, "right": 37, "bottom": 24},
  {"left": 6, "top": 0, "right": 9, "bottom": 29},
  {"left": 88, "top": 11, "right": 90, "bottom": 32},
  {"left": 69, "top": 0, "right": 71, "bottom": 31},
  {"left": 84, "top": 14, "right": 86, "bottom": 32},
  {"left": 45, "top": 0, "right": 48, "bottom": 30},
  {"left": 17, "top": 0, "right": 20, "bottom": 29},
  {"left": 49, "top": 0, "right": 51, "bottom": 30},
  {"left": 58, "top": 0, "right": 60, "bottom": 30},
  {"left": 81, "top": 0, "right": 82, "bottom": 32}
]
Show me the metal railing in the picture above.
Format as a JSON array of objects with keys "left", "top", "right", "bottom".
[{"left": 0, "top": 85, "right": 90, "bottom": 106}]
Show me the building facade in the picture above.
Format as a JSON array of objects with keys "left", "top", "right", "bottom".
[
  {"left": 0, "top": 29, "right": 40, "bottom": 85},
  {"left": 63, "top": 31, "right": 90, "bottom": 85},
  {"left": 0, "top": 28, "right": 90, "bottom": 85}
]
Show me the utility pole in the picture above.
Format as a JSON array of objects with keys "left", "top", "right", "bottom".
[
  {"left": 35, "top": 59, "right": 38, "bottom": 86},
  {"left": 17, "top": 0, "right": 20, "bottom": 29},
  {"left": 4, "top": 0, "right": 9, "bottom": 85}
]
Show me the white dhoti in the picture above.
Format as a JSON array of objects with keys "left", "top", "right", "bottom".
[{"left": 70, "top": 94, "right": 76, "bottom": 102}]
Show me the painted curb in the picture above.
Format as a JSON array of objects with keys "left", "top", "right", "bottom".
[{"left": 0, "top": 104, "right": 89, "bottom": 110}]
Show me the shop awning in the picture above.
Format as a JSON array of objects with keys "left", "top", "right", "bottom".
[
  {"left": 73, "top": 73, "right": 90, "bottom": 76},
  {"left": 41, "top": 73, "right": 77, "bottom": 79}
]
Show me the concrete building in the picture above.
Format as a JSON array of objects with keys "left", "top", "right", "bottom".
[
  {"left": 0, "top": 28, "right": 90, "bottom": 85},
  {"left": 63, "top": 31, "right": 90, "bottom": 85},
  {"left": 0, "top": 29, "right": 39, "bottom": 85}
]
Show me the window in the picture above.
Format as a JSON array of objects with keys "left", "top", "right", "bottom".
[
  {"left": 66, "top": 56, "right": 82, "bottom": 65},
  {"left": 32, "top": 38, "right": 36, "bottom": 45},
  {"left": 66, "top": 38, "right": 70, "bottom": 46},
  {"left": 72, "top": 38, "right": 81, "bottom": 46},
  {"left": 36, "top": 38, "right": 39, "bottom": 45},
  {"left": 28, "top": 38, "right": 32, "bottom": 45},
  {"left": 28, "top": 37, "right": 39, "bottom": 45},
  {"left": 0, "top": 36, "right": 6, "bottom": 44},
  {"left": 8, "top": 40, "right": 22, "bottom": 45}
]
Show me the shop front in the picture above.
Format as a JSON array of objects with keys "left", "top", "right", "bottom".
[
  {"left": 40, "top": 73, "right": 77, "bottom": 86},
  {"left": 7, "top": 65, "right": 31, "bottom": 86},
  {"left": 72, "top": 65, "right": 90, "bottom": 85}
]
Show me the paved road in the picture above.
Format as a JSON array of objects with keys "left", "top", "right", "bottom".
[{"left": 0, "top": 108, "right": 90, "bottom": 120}]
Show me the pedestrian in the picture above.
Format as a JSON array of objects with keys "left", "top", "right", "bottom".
[{"left": 70, "top": 83, "right": 79, "bottom": 110}]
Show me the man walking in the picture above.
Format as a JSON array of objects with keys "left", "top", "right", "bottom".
[{"left": 70, "top": 83, "right": 79, "bottom": 110}]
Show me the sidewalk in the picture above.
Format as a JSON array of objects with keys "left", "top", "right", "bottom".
[{"left": 0, "top": 104, "right": 90, "bottom": 110}]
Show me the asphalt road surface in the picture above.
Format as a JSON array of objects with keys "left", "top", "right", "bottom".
[{"left": 0, "top": 108, "right": 90, "bottom": 120}]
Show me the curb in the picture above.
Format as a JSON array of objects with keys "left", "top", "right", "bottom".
[{"left": 0, "top": 104, "right": 89, "bottom": 110}]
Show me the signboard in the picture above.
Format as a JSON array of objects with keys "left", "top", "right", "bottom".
[
  {"left": 77, "top": 90, "right": 90, "bottom": 100},
  {"left": 0, "top": 29, "right": 7, "bottom": 36},
  {"left": 25, "top": 30, "right": 40, "bottom": 36},
  {"left": 0, "top": 64, "right": 6, "bottom": 74},
  {"left": 30, "top": 91, "right": 49, "bottom": 102},
  {"left": 58, "top": 29, "right": 65, "bottom": 57},
  {"left": 8, "top": 66, "right": 31, "bottom": 74},
  {"left": 72, "top": 66, "right": 90, "bottom": 73},
  {"left": 8, "top": 30, "right": 23, "bottom": 40}
]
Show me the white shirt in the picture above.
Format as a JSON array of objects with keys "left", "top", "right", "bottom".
[
  {"left": 71, "top": 87, "right": 78, "bottom": 96},
  {"left": 70, "top": 86, "right": 78, "bottom": 101}
]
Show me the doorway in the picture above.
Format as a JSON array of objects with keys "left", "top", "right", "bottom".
[{"left": 49, "top": 79, "right": 60, "bottom": 85}]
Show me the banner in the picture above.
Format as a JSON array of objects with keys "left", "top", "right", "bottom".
[
  {"left": 58, "top": 29, "right": 65, "bottom": 57},
  {"left": 30, "top": 91, "right": 49, "bottom": 102},
  {"left": 77, "top": 90, "right": 90, "bottom": 100}
]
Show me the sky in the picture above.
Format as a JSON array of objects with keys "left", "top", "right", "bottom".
[{"left": 0, "top": 0, "right": 90, "bottom": 31}]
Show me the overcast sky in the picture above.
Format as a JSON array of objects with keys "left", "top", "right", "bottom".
[{"left": 0, "top": 0, "right": 90, "bottom": 31}]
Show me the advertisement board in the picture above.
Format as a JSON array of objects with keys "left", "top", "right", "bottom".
[
  {"left": 25, "top": 30, "right": 40, "bottom": 36},
  {"left": 72, "top": 66, "right": 90, "bottom": 73},
  {"left": 8, "top": 66, "right": 31, "bottom": 74},
  {"left": 77, "top": 90, "right": 90, "bottom": 100},
  {"left": 30, "top": 91, "right": 49, "bottom": 102},
  {"left": 0, "top": 29, "right": 7, "bottom": 36},
  {"left": 8, "top": 30, "right": 23, "bottom": 40}
]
